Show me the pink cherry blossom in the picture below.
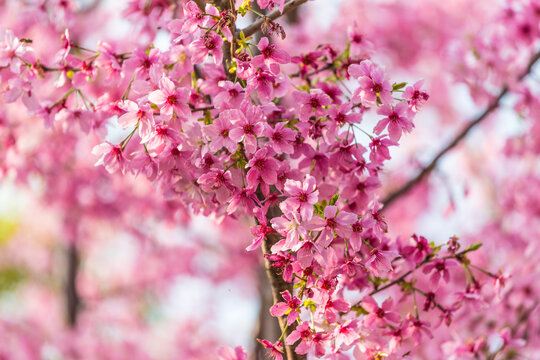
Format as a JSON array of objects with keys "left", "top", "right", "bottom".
[
  {"left": 263, "top": 122, "right": 296, "bottom": 154},
  {"left": 148, "top": 77, "right": 190, "bottom": 118},
  {"left": 245, "top": 147, "right": 279, "bottom": 188},
  {"left": 280, "top": 175, "right": 319, "bottom": 221},
  {"left": 423, "top": 259, "right": 458, "bottom": 287},
  {"left": 252, "top": 37, "right": 290, "bottom": 74},
  {"left": 92, "top": 142, "right": 126, "bottom": 174},
  {"left": 365, "top": 247, "right": 397, "bottom": 276},
  {"left": 362, "top": 296, "right": 400, "bottom": 327},
  {"left": 374, "top": 102, "right": 414, "bottom": 142},
  {"left": 257, "top": 339, "right": 284, "bottom": 360},
  {"left": 204, "top": 114, "right": 239, "bottom": 153},
  {"left": 349, "top": 61, "right": 393, "bottom": 105},
  {"left": 270, "top": 290, "right": 301, "bottom": 326},
  {"left": 293, "top": 90, "right": 332, "bottom": 122},
  {"left": 308, "top": 205, "right": 357, "bottom": 248},
  {"left": 229, "top": 107, "right": 264, "bottom": 154},
  {"left": 189, "top": 32, "right": 224, "bottom": 65}
]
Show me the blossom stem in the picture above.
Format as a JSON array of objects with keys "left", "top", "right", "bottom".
[
  {"left": 467, "top": 263, "right": 497, "bottom": 278},
  {"left": 411, "top": 286, "right": 445, "bottom": 312},
  {"left": 352, "top": 246, "right": 482, "bottom": 307}
]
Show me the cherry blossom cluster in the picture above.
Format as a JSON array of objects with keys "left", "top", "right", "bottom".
[{"left": 2, "top": 0, "right": 535, "bottom": 359}]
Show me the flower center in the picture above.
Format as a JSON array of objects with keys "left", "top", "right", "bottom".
[
  {"left": 372, "top": 83, "right": 383, "bottom": 93},
  {"left": 167, "top": 95, "right": 177, "bottom": 105}
]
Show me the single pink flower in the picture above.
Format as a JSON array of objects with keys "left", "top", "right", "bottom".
[
  {"left": 229, "top": 107, "right": 264, "bottom": 154},
  {"left": 148, "top": 77, "right": 190, "bottom": 118},
  {"left": 92, "top": 142, "right": 126, "bottom": 174},
  {"left": 214, "top": 81, "right": 245, "bottom": 110},
  {"left": 348, "top": 217, "right": 375, "bottom": 252},
  {"left": 401, "top": 234, "right": 433, "bottom": 267},
  {"left": 293, "top": 90, "right": 332, "bottom": 122},
  {"left": 245, "top": 148, "right": 279, "bottom": 188},
  {"left": 327, "top": 102, "right": 363, "bottom": 136},
  {"left": 252, "top": 37, "right": 290, "bottom": 73},
  {"left": 190, "top": 32, "right": 223, "bottom": 65},
  {"left": 263, "top": 122, "right": 296, "bottom": 155},
  {"left": 404, "top": 80, "right": 429, "bottom": 113},
  {"left": 285, "top": 321, "right": 312, "bottom": 352},
  {"left": 309, "top": 205, "right": 357, "bottom": 248},
  {"left": 246, "top": 66, "right": 276, "bottom": 102},
  {"left": 257, "top": 339, "right": 283, "bottom": 360},
  {"left": 143, "top": 124, "right": 183, "bottom": 155},
  {"left": 362, "top": 296, "right": 400, "bottom": 327},
  {"left": 271, "top": 212, "right": 308, "bottom": 252},
  {"left": 316, "top": 292, "right": 351, "bottom": 324},
  {"left": 270, "top": 290, "right": 301, "bottom": 326},
  {"left": 118, "top": 100, "right": 155, "bottom": 140},
  {"left": 404, "top": 314, "right": 433, "bottom": 345},
  {"left": 204, "top": 114, "right": 238, "bottom": 153},
  {"left": 369, "top": 135, "right": 398, "bottom": 164},
  {"left": 334, "top": 320, "right": 360, "bottom": 348},
  {"left": 422, "top": 259, "right": 458, "bottom": 287},
  {"left": 374, "top": 102, "right": 414, "bottom": 142},
  {"left": 347, "top": 22, "right": 374, "bottom": 58},
  {"left": 349, "top": 61, "right": 393, "bottom": 105},
  {"left": 280, "top": 175, "right": 319, "bottom": 221},
  {"left": 365, "top": 247, "right": 397, "bottom": 277},
  {"left": 247, "top": 217, "right": 273, "bottom": 251}
]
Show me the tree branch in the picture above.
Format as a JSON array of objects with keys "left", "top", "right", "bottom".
[
  {"left": 192, "top": 0, "right": 206, "bottom": 11},
  {"left": 65, "top": 242, "right": 80, "bottom": 327},
  {"left": 238, "top": 0, "right": 308, "bottom": 38},
  {"left": 221, "top": 0, "right": 237, "bottom": 81},
  {"left": 382, "top": 51, "right": 540, "bottom": 209},
  {"left": 261, "top": 204, "right": 306, "bottom": 360}
]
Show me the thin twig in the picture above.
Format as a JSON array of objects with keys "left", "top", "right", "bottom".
[
  {"left": 238, "top": 0, "right": 308, "bottom": 38},
  {"left": 352, "top": 245, "right": 482, "bottom": 308},
  {"left": 382, "top": 51, "right": 540, "bottom": 209}
]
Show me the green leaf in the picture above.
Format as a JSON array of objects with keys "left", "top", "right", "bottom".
[
  {"left": 329, "top": 194, "right": 339, "bottom": 206},
  {"left": 466, "top": 242, "right": 483, "bottom": 251},
  {"left": 303, "top": 299, "right": 317, "bottom": 311},
  {"left": 0, "top": 267, "right": 25, "bottom": 294},
  {"left": 351, "top": 305, "right": 369, "bottom": 315},
  {"left": 392, "top": 82, "right": 407, "bottom": 91}
]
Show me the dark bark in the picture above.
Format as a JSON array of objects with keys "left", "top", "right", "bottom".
[{"left": 66, "top": 242, "right": 80, "bottom": 327}]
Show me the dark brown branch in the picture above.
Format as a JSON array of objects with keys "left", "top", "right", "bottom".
[
  {"left": 193, "top": 0, "right": 206, "bottom": 11},
  {"left": 238, "top": 0, "right": 308, "bottom": 38},
  {"left": 261, "top": 203, "right": 306, "bottom": 360},
  {"left": 351, "top": 245, "right": 484, "bottom": 308},
  {"left": 221, "top": 0, "right": 237, "bottom": 81},
  {"left": 383, "top": 51, "right": 540, "bottom": 209},
  {"left": 65, "top": 243, "right": 80, "bottom": 327},
  {"left": 253, "top": 265, "right": 282, "bottom": 359}
]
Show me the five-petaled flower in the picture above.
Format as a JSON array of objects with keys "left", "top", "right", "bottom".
[
  {"left": 270, "top": 290, "right": 301, "bottom": 325},
  {"left": 280, "top": 175, "right": 319, "bottom": 221},
  {"left": 148, "top": 77, "right": 190, "bottom": 118}
]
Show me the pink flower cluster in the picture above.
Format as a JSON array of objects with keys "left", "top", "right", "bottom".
[{"left": 1, "top": 0, "right": 536, "bottom": 359}]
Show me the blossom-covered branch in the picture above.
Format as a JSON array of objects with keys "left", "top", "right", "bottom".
[{"left": 383, "top": 50, "right": 540, "bottom": 209}]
